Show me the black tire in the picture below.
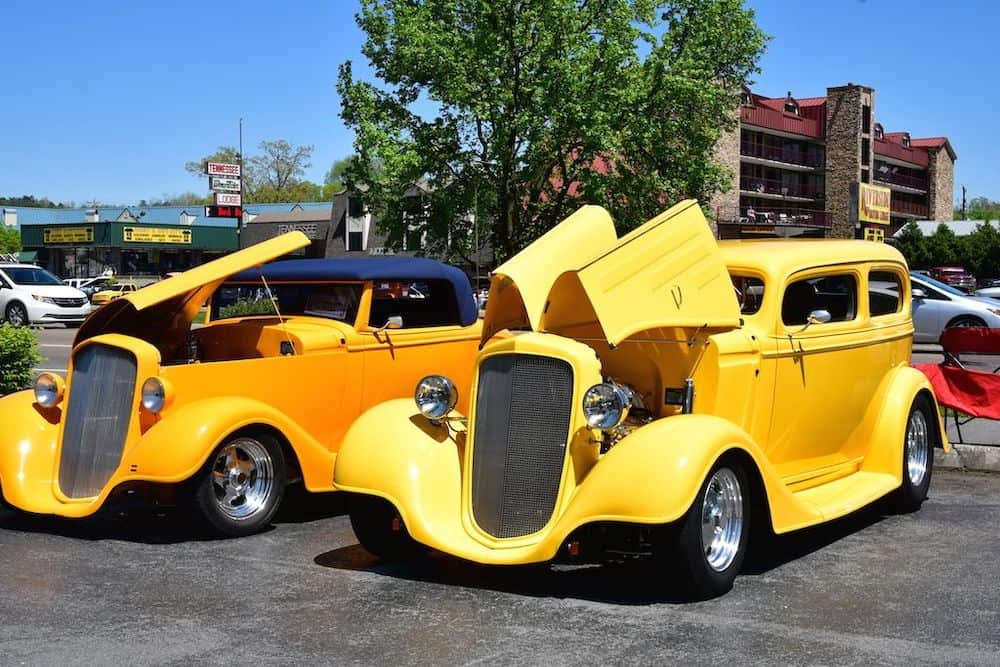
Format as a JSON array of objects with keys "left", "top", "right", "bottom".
[
  {"left": 5, "top": 302, "right": 28, "bottom": 327},
  {"left": 657, "top": 459, "right": 750, "bottom": 599},
  {"left": 349, "top": 495, "right": 421, "bottom": 560},
  {"left": 191, "top": 433, "right": 287, "bottom": 538},
  {"left": 945, "top": 315, "right": 986, "bottom": 330},
  {"left": 887, "top": 395, "right": 935, "bottom": 513}
]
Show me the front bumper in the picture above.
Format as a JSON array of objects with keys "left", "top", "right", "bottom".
[{"left": 26, "top": 300, "right": 92, "bottom": 323}]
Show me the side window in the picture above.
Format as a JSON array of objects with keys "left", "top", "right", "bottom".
[
  {"left": 782, "top": 274, "right": 857, "bottom": 326},
  {"left": 869, "top": 270, "right": 903, "bottom": 317},
  {"left": 730, "top": 274, "right": 765, "bottom": 315},
  {"left": 370, "top": 279, "right": 460, "bottom": 329}
]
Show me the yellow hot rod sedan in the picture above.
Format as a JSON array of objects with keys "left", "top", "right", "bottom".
[
  {"left": 0, "top": 232, "right": 481, "bottom": 536},
  {"left": 333, "top": 200, "right": 947, "bottom": 598}
]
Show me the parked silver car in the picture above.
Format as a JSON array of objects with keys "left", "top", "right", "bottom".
[{"left": 909, "top": 273, "right": 1000, "bottom": 342}]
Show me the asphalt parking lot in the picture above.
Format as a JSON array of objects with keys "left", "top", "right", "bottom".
[{"left": 0, "top": 470, "right": 997, "bottom": 665}]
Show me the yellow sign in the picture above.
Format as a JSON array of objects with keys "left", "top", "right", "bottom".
[
  {"left": 123, "top": 226, "right": 193, "bottom": 244},
  {"left": 43, "top": 226, "right": 94, "bottom": 244},
  {"left": 863, "top": 227, "right": 885, "bottom": 242},
  {"left": 859, "top": 183, "right": 891, "bottom": 225}
]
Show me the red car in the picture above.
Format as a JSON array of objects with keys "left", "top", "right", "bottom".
[{"left": 930, "top": 266, "right": 976, "bottom": 294}]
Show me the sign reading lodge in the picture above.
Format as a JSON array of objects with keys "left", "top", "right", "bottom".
[
  {"left": 43, "top": 226, "right": 94, "bottom": 244},
  {"left": 859, "top": 183, "right": 891, "bottom": 225},
  {"left": 123, "top": 226, "right": 193, "bottom": 244}
]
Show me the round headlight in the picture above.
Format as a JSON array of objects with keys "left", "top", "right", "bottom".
[
  {"left": 141, "top": 376, "right": 168, "bottom": 413},
  {"left": 582, "top": 382, "right": 633, "bottom": 430},
  {"left": 414, "top": 375, "right": 458, "bottom": 420},
  {"left": 34, "top": 372, "right": 64, "bottom": 408}
]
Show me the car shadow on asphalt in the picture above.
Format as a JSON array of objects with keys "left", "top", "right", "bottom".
[
  {"left": 312, "top": 504, "right": 888, "bottom": 605},
  {"left": 0, "top": 488, "right": 349, "bottom": 545}
]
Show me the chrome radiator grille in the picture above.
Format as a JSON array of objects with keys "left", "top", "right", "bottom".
[
  {"left": 471, "top": 354, "right": 573, "bottom": 539},
  {"left": 59, "top": 344, "right": 137, "bottom": 498}
]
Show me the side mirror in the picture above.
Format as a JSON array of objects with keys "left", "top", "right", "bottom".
[
  {"left": 378, "top": 315, "right": 403, "bottom": 331},
  {"left": 807, "top": 309, "right": 832, "bottom": 324},
  {"left": 911, "top": 288, "right": 926, "bottom": 299}
]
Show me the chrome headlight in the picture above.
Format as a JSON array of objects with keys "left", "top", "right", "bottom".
[
  {"left": 582, "top": 382, "right": 633, "bottom": 430},
  {"left": 414, "top": 375, "right": 458, "bottom": 420},
  {"left": 34, "top": 372, "right": 64, "bottom": 408},
  {"left": 140, "top": 376, "right": 169, "bottom": 413},
  {"left": 31, "top": 294, "right": 56, "bottom": 304}
]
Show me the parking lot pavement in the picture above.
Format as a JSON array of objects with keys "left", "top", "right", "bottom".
[
  {"left": 0, "top": 470, "right": 997, "bottom": 665},
  {"left": 31, "top": 325, "right": 76, "bottom": 374}
]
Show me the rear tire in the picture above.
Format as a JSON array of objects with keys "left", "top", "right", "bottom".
[
  {"left": 191, "top": 434, "right": 286, "bottom": 538},
  {"left": 656, "top": 459, "right": 750, "bottom": 599},
  {"left": 349, "top": 495, "right": 421, "bottom": 561},
  {"left": 945, "top": 315, "right": 986, "bottom": 330},
  {"left": 888, "top": 395, "right": 935, "bottom": 513},
  {"left": 5, "top": 302, "right": 28, "bottom": 326}
]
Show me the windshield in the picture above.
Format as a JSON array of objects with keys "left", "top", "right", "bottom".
[
  {"left": 913, "top": 274, "right": 967, "bottom": 297},
  {"left": 4, "top": 267, "right": 63, "bottom": 286},
  {"left": 211, "top": 282, "right": 363, "bottom": 323}
]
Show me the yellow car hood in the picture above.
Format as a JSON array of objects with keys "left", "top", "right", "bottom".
[
  {"left": 483, "top": 201, "right": 740, "bottom": 347},
  {"left": 76, "top": 231, "right": 310, "bottom": 348}
]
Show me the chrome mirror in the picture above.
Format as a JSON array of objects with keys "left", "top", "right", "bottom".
[
  {"left": 807, "top": 309, "right": 831, "bottom": 325},
  {"left": 378, "top": 315, "right": 403, "bottom": 331},
  {"left": 911, "top": 287, "right": 927, "bottom": 299}
]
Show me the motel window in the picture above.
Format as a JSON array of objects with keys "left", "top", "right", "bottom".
[
  {"left": 874, "top": 124, "right": 884, "bottom": 140},
  {"left": 862, "top": 105, "right": 871, "bottom": 134},
  {"left": 901, "top": 134, "right": 911, "bottom": 148},
  {"left": 784, "top": 100, "right": 798, "bottom": 115},
  {"left": 861, "top": 141, "right": 870, "bottom": 166}
]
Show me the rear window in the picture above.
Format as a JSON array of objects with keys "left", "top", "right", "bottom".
[
  {"left": 212, "top": 282, "right": 363, "bottom": 323},
  {"left": 731, "top": 274, "right": 765, "bottom": 315},
  {"left": 869, "top": 270, "right": 903, "bottom": 317}
]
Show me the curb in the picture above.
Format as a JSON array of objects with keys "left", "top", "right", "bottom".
[{"left": 935, "top": 443, "right": 1000, "bottom": 473}]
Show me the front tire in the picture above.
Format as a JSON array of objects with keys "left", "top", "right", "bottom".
[
  {"left": 888, "top": 396, "right": 935, "bottom": 513},
  {"left": 349, "top": 495, "right": 421, "bottom": 561},
  {"left": 946, "top": 315, "right": 986, "bottom": 330},
  {"left": 5, "top": 302, "right": 28, "bottom": 326},
  {"left": 192, "top": 434, "right": 286, "bottom": 537},
  {"left": 658, "top": 460, "right": 750, "bottom": 599}
]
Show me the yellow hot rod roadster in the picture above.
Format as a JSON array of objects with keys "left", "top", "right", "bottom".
[{"left": 333, "top": 200, "right": 947, "bottom": 598}]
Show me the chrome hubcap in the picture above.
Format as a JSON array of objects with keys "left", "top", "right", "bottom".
[
  {"left": 8, "top": 305, "right": 25, "bottom": 326},
  {"left": 905, "top": 410, "right": 929, "bottom": 487},
  {"left": 701, "top": 467, "right": 743, "bottom": 572},
  {"left": 211, "top": 438, "right": 275, "bottom": 520}
]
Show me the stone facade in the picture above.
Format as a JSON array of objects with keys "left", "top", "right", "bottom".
[
  {"left": 927, "top": 146, "right": 955, "bottom": 221},
  {"left": 708, "top": 113, "right": 742, "bottom": 237},
  {"left": 824, "top": 84, "right": 873, "bottom": 239}
]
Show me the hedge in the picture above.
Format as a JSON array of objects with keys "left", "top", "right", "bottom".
[{"left": 0, "top": 324, "right": 41, "bottom": 396}]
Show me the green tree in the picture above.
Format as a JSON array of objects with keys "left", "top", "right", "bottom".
[
  {"left": 0, "top": 195, "right": 69, "bottom": 208},
  {"left": 339, "top": 0, "right": 767, "bottom": 262},
  {"left": 325, "top": 157, "right": 353, "bottom": 190},
  {"left": 0, "top": 228, "right": 21, "bottom": 254},
  {"left": 187, "top": 140, "right": 316, "bottom": 202},
  {"left": 0, "top": 324, "right": 41, "bottom": 396},
  {"left": 960, "top": 222, "right": 1000, "bottom": 279},
  {"left": 185, "top": 145, "right": 255, "bottom": 190},
  {"left": 894, "top": 221, "right": 929, "bottom": 270},
  {"left": 925, "top": 224, "right": 962, "bottom": 267}
]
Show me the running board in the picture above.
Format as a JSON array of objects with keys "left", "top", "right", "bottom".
[{"left": 791, "top": 471, "right": 899, "bottom": 523}]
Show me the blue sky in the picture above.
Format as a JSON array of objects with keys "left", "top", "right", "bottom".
[{"left": 0, "top": 1, "right": 993, "bottom": 205}]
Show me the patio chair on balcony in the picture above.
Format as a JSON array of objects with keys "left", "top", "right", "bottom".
[{"left": 912, "top": 327, "right": 1000, "bottom": 444}]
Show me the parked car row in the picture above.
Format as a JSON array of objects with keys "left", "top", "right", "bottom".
[{"left": 0, "top": 202, "right": 960, "bottom": 599}]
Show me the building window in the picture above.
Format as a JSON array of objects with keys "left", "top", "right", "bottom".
[
  {"left": 347, "top": 231, "right": 364, "bottom": 251},
  {"left": 740, "top": 91, "right": 752, "bottom": 106},
  {"left": 861, "top": 168, "right": 870, "bottom": 184},
  {"left": 874, "top": 123, "right": 884, "bottom": 140},
  {"left": 862, "top": 105, "right": 871, "bottom": 134},
  {"left": 348, "top": 197, "right": 364, "bottom": 218},
  {"left": 861, "top": 140, "right": 870, "bottom": 166},
  {"left": 901, "top": 134, "right": 910, "bottom": 148},
  {"left": 784, "top": 99, "right": 799, "bottom": 115}
]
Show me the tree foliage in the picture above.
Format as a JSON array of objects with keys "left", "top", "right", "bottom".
[
  {"left": 0, "top": 324, "right": 41, "bottom": 396},
  {"left": 186, "top": 140, "right": 322, "bottom": 202},
  {"left": 339, "top": 0, "right": 767, "bottom": 261},
  {"left": 0, "top": 228, "right": 21, "bottom": 254},
  {"left": 894, "top": 221, "right": 1000, "bottom": 279},
  {"left": 0, "top": 195, "right": 69, "bottom": 208}
]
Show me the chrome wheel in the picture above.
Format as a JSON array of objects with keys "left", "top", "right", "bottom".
[
  {"left": 905, "top": 409, "right": 930, "bottom": 487},
  {"left": 6, "top": 303, "right": 27, "bottom": 326},
  {"left": 211, "top": 438, "right": 276, "bottom": 520},
  {"left": 700, "top": 467, "right": 744, "bottom": 572}
]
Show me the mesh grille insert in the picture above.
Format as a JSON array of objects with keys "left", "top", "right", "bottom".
[{"left": 471, "top": 354, "right": 573, "bottom": 539}]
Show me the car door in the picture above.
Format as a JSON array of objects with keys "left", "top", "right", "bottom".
[
  {"left": 0, "top": 271, "right": 11, "bottom": 313},
  {"left": 766, "top": 268, "right": 873, "bottom": 481},
  {"left": 910, "top": 278, "right": 946, "bottom": 343}
]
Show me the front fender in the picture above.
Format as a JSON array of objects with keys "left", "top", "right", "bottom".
[
  {"left": 861, "top": 365, "right": 948, "bottom": 480},
  {"left": 0, "top": 389, "right": 61, "bottom": 509},
  {"left": 132, "top": 396, "right": 336, "bottom": 491}
]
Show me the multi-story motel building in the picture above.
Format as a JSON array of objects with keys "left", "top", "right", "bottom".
[{"left": 711, "top": 83, "right": 956, "bottom": 240}]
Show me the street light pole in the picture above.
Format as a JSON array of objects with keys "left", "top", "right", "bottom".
[{"left": 238, "top": 117, "right": 244, "bottom": 248}]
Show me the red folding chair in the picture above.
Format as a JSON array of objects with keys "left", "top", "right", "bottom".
[{"left": 913, "top": 327, "right": 1000, "bottom": 443}]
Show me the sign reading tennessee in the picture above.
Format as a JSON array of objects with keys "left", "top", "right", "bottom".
[
  {"left": 859, "top": 183, "right": 891, "bottom": 225},
  {"left": 123, "top": 226, "right": 193, "bottom": 244},
  {"left": 43, "top": 226, "right": 94, "bottom": 244}
]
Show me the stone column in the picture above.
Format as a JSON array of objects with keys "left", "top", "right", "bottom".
[
  {"left": 927, "top": 147, "right": 955, "bottom": 221},
  {"left": 825, "top": 84, "right": 874, "bottom": 238},
  {"left": 708, "top": 108, "right": 742, "bottom": 237}
]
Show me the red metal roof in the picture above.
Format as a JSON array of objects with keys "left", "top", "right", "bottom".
[
  {"left": 874, "top": 137, "right": 930, "bottom": 168},
  {"left": 912, "top": 137, "right": 957, "bottom": 160}
]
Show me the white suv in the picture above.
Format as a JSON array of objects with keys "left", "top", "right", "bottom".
[{"left": 0, "top": 264, "right": 93, "bottom": 327}]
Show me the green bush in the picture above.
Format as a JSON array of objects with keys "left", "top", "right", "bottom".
[
  {"left": 218, "top": 297, "right": 277, "bottom": 319},
  {"left": 0, "top": 324, "right": 41, "bottom": 396}
]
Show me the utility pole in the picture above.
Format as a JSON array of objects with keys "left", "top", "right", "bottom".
[
  {"left": 239, "top": 117, "right": 245, "bottom": 247},
  {"left": 961, "top": 185, "right": 967, "bottom": 220}
]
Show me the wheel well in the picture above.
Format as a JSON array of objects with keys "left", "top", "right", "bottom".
[
  {"left": 914, "top": 388, "right": 944, "bottom": 449},
  {"left": 720, "top": 448, "right": 774, "bottom": 537},
  {"left": 5, "top": 299, "right": 25, "bottom": 313},
  {"left": 223, "top": 424, "right": 303, "bottom": 484},
  {"left": 945, "top": 314, "right": 985, "bottom": 329}
]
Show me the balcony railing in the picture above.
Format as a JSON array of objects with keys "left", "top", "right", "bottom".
[
  {"left": 716, "top": 206, "right": 833, "bottom": 229},
  {"left": 740, "top": 105, "right": 822, "bottom": 138},
  {"left": 739, "top": 176, "right": 824, "bottom": 199},
  {"left": 890, "top": 199, "right": 929, "bottom": 218},
  {"left": 740, "top": 141, "right": 824, "bottom": 168},
  {"left": 873, "top": 170, "right": 928, "bottom": 191}
]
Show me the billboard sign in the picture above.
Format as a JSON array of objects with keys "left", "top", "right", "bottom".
[
  {"left": 43, "top": 226, "right": 94, "bottom": 244},
  {"left": 215, "top": 192, "right": 242, "bottom": 206},
  {"left": 210, "top": 176, "right": 241, "bottom": 192},
  {"left": 858, "top": 183, "right": 891, "bottom": 225},
  {"left": 205, "top": 205, "right": 244, "bottom": 219},
  {"left": 123, "top": 227, "right": 193, "bottom": 244},
  {"left": 206, "top": 162, "right": 241, "bottom": 177}
]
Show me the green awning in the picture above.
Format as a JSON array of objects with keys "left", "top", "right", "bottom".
[{"left": 18, "top": 251, "right": 37, "bottom": 263}]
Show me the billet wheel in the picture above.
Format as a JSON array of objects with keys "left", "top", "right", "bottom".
[
  {"left": 192, "top": 434, "right": 286, "bottom": 537},
  {"left": 887, "top": 395, "right": 935, "bottom": 513},
  {"left": 659, "top": 459, "right": 750, "bottom": 599},
  {"left": 349, "top": 495, "right": 422, "bottom": 561},
  {"left": 5, "top": 302, "right": 28, "bottom": 327}
]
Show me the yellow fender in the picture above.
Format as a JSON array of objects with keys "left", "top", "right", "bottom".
[
  {"left": 860, "top": 365, "right": 948, "bottom": 479},
  {"left": 0, "top": 389, "right": 61, "bottom": 510},
  {"left": 129, "top": 396, "right": 337, "bottom": 492}
]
